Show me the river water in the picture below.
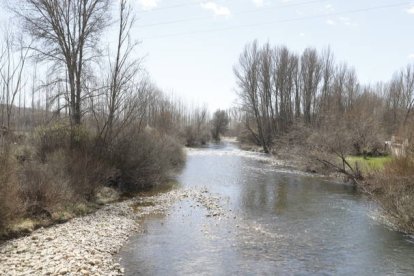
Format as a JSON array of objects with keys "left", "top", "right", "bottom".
[{"left": 118, "top": 142, "right": 414, "bottom": 275}]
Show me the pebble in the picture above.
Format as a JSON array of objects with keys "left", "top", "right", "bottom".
[{"left": 0, "top": 188, "right": 227, "bottom": 275}]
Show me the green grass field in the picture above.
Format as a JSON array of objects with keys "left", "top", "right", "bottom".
[{"left": 346, "top": 155, "right": 392, "bottom": 173}]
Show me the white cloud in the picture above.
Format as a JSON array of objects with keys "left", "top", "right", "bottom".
[
  {"left": 339, "top": 16, "right": 358, "bottom": 27},
  {"left": 299, "top": 32, "right": 305, "bottom": 37},
  {"left": 325, "top": 17, "right": 357, "bottom": 27},
  {"left": 252, "top": 0, "right": 264, "bottom": 7},
  {"left": 326, "top": 19, "right": 336, "bottom": 25},
  {"left": 201, "top": 2, "right": 231, "bottom": 17},
  {"left": 138, "top": 0, "right": 159, "bottom": 10},
  {"left": 339, "top": 16, "right": 350, "bottom": 22},
  {"left": 296, "top": 9, "right": 304, "bottom": 16},
  {"left": 409, "top": 54, "right": 414, "bottom": 59},
  {"left": 325, "top": 4, "right": 334, "bottom": 12},
  {"left": 407, "top": 6, "right": 414, "bottom": 14}
]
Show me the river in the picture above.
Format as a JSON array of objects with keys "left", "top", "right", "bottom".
[{"left": 118, "top": 142, "right": 414, "bottom": 275}]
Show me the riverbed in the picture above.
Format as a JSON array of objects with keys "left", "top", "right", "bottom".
[{"left": 118, "top": 142, "right": 414, "bottom": 275}]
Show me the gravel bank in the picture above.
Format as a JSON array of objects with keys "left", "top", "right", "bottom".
[{"left": 0, "top": 188, "right": 226, "bottom": 276}]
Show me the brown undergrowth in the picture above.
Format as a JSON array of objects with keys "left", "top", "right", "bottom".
[{"left": 0, "top": 124, "right": 185, "bottom": 240}]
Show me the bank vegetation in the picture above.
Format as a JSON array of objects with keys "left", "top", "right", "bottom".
[
  {"left": 0, "top": 0, "right": 229, "bottom": 239},
  {"left": 231, "top": 40, "right": 414, "bottom": 233}
]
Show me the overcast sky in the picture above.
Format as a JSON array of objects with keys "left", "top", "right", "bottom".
[{"left": 122, "top": 0, "right": 413, "bottom": 111}]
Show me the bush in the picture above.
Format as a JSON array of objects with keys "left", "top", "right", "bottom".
[
  {"left": 0, "top": 147, "right": 23, "bottom": 230},
  {"left": 0, "top": 122, "right": 185, "bottom": 234},
  {"left": 367, "top": 157, "right": 414, "bottom": 233},
  {"left": 110, "top": 128, "right": 184, "bottom": 192},
  {"left": 33, "top": 124, "right": 112, "bottom": 200},
  {"left": 19, "top": 160, "right": 72, "bottom": 218},
  {"left": 210, "top": 109, "right": 229, "bottom": 141},
  {"left": 183, "top": 125, "right": 211, "bottom": 147},
  {"left": 64, "top": 149, "right": 113, "bottom": 200},
  {"left": 34, "top": 124, "right": 71, "bottom": 162},
  {"left": 162, "top": 134, "right": 186, "bottom": 168},
  {"left": 383, "top": 157, "right": 414, "bottom": 176}
]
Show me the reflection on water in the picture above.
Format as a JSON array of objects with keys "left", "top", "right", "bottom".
[{"left": 118, "top": 142, "right": 414, "bottom": 275}]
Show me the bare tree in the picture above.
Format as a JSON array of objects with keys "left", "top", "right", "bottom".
[
  {"left": 346, "top": 89, "right": 384, "bottom": 155},
  {"left": 300, "top": 48, "right": 322, "bottom": 125},
  {"left": 258, "top": 42, "right": 274, "bottom": 144},
  {"left": 15, "top": 0, "right": 111, "bottom": 126},
  {"left": 98, "top": 0, "right": 142, "bottom": 142},
  {"left": 183, "top": 104, "right": 211, "bottom": 146},
  {"left": 211, "top": 109, "right": 229, "bottom": 141},
  {"left": 0, "top": 29, "right": 29, "bottom": 129},
  {"left": 311, "top": 123, "right": 363, "bottom": 184},
  {"left": 318, "top": 47, "right": 335, "bottom": 122},
  {"left": 234, "top": 41, "right": 271, "bottom": 152},
  {"left": 273, "top": 46, "right": 298, "bottom": 131},
  {"left": 400, "top": 64, "right": 414, "bottom": 125}
]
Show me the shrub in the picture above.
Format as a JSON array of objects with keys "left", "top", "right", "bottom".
[
  {"left": 383, "top": 157, "right": 414, "bottom": 177},
  {"left": 161, "top": 134, "right": 186, "bottom": 168},
  {"left": 0, "top": 122, "right": 185, "bottom": 234},
  {"left": 64, "top": 148, "right": 113, "bottom": 200},
  {"left": 19, "top": 160, "right": 72, "bottom": 218},
  {"left": 210, "top": 109, "right": 229, "bottom": 141},
  {"left": 34, "top": 124, "right": 90, "bottom": 162},
  {"left": 34, "top": 124, "right": 71, "bottom": 162},
  {"left": 368, "top": 157, "right": 414, "bottom": 233},
  {"left": 110, "top": 128, "right": 184, "bottom": 192},
  {"left": 0, "top": 146, "right": 23, "bottom": 230},
  {"left": 33, "top": 124, "right": 111, "bottom": 200},
  {"left": 184, "top": 126, "right": 197, "bottom": 147},
  {"left": 183, "top": 125, "right": 211, "bottom": 147}
]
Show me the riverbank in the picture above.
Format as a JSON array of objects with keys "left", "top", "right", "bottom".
[
  {"left": 237, "top": 139, "right": 414, "bottom": 234},
  {"left": 0, "top": 188, "right": 226, "bottom": 275},
  {"left": 236, "top": 139, "right": 332, "bottom": 176},
  {"left": 118, "top": 142, "right": 414, "bottom": 275}
]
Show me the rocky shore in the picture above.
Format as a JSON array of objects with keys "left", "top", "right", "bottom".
[{"left": 0, "top": 188, "right": 226, "bottom": 276}]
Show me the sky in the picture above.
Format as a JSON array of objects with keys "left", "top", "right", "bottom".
[
  {"left": 122, "top": 0, "right": 414, "bottom": 111},
  {"left": 1, "top": 0, "right": 414, "bottom": 111}
]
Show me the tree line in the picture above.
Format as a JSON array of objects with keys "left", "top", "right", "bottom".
[
  {"left": 233, "top": 40, "right": 414, "bottom": 233},
  {"left": 234, "top": 40, "right": 414, "bottom": 155}
]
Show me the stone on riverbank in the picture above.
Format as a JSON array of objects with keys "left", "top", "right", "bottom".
[{"left": 0, "top": 188, "right": 226, "bottom": 275}]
